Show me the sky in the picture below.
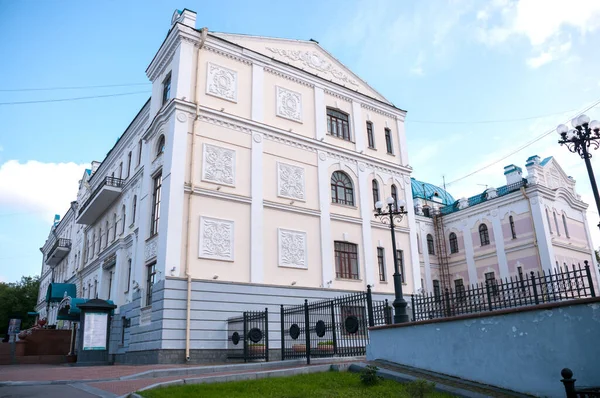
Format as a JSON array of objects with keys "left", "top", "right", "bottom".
[{"left": 1, "top": 0, "right": 599, "bottom": 283}]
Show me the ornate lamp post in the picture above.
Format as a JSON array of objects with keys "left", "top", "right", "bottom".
[
  {"left": 557, "top": 115, "right": 600, "bottom": 231},
  {"left": 375, "top": 196, "right": 409, "bottom": 323}
]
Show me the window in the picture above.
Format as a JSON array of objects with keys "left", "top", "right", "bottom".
[
  {"left": 517, "top": 266, "right": 523, "bottom": 280},
  {"left": 417, "top": 234, "right": 421, "bottom": 253},
  {"left": 121, "top": 205, "right": 126, "bottom": 234},
  {"left": 118, "top": 162, "right": 123, "bottom": 179},
  {"left": 87, "top": 283, "right": 91, "bottom": 299},
  {"left": 331, "top": 171, "right": 354, "bottom": 206},
  {"left": 396, "top": 249, "right": 405, "bottom": 283},
  {"left": 426, "top": 234, "right": 435, "bottom": 255},
  {"left": 449, "top": 232, "right": 458, "bottom": 254},
  {"left": 479, "top": 224, "right": 490, "bottom": 246},
  {"left": 137, "top": 140, "right": 143, "bottom": 166},
  {"left": 433, "top": 280, "right": 441, "bottom": 301},
  {"left": 509, "top": 215, "right": 517, "bottom": 239},
  {"left": 553, "top": 212, "right": 560, "bottom": 236},
  {"left": 132, "top": 195, "right": 137, "bottom": 224},
  {"left": 377, "top": 247, "right": 386, "bottom": 282},
  {"left": 162, "top": 73, "right": 171, "bottom": 105},
  {"left": 326, "top": 108, "right": 351, "bottom": 141},
  {"left": 150, "top": 173, "right": 163, "bottom": 236},
  {"left": 391, "top": 184, "right": 398, "bottom": 207},
  {"left": 423, "top": 205, "right": 431, "bottom": 217},
  {"left": 156, "top": 135, "right": 165, "bottom": 157},
  {"left": 98, "top": 227, "right": 103, "bottom": 251},
  {"left": 105, "top": 220, "right": 110, "bottom": 244},
  {"left": 107, "top": 270, "right": 114, "bottom": 300},
  {"left": 334, "top": 241, "right": 359, "bottom": 280},
  {"left": 91, "top": 233, "right": 96, "bottom": 256},
  {"left": 127, "top": 151, "right": 132, "bottom": 178},
  {"left": 125, "top": 259, "right": 132, "bottom": 293},
  {"left": 93, "top": 279, "right": 98, "bottom": 299},
  {"left": 366, "top": 121, "right": 375, "bottom": 148},
  {"left": 384, "top": 128, "right": 393, "bottom": 154},
  {"left": 146, "top": 262, "right": 156, "bottom": 306},
  {"left": 485, "top": 272, "right": 498, "bottom": 295},
  {"left": 546, "top": 209, "right": 553, "bottom": 233},
  {"left": 562, "top": 214, "right": 570, "bottom": 238},
  {"left": 454, "top": 279, "right": 465, "bottom": 301},
  {"left": 372, "top": 179, "right": 380, "bottom": 208},
  {"left": 113, "top": 213, "right": 117, "bottom": 242}
]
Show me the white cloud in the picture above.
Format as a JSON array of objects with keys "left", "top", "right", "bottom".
[
  {"left": 526, "top": 39, "right": 572, "bottom": 68},
  {"left": 0, "top": 160, "right": 88, "bottom": 220}
]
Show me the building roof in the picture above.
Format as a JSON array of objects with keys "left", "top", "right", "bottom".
[{"left": 411, "top": 178, "right": 455, "bottom": 206}]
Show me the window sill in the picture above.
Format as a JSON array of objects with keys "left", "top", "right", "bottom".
[
  {"left": 386, "top": 152, "right": 395, "bottom": 157},
  {"left": 146, "top": 233, "right": 158, "bottom": 242},
  {"left": 335, "top": 278, "right": 363, "bottom": 283},
  {"left": 367, "top": 146, "right": 376, "bottom": 151},
  {"left": 331, "top": 203, "right": 358, "bottom": 210},
  {"left": 326, "top": 134, "right": 355, "bottom": 144}
]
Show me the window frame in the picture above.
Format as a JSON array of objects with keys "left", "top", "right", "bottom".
[
  {"left": 326, "top": 107, "right": 351, "bottom": 141},
  {"left": 162, "top": 72, "right": 171, "bottom": 106},
  {"left": 562, "top": 214, "right": 570, "bottom": 238},
  {"left": 546, "top": 209, "right": 553, "bottom": 233},
  {"left": 372, "top": 179, "right": 380, "bottom": 208},
  {"left": 449, "top": 232, "right": 458, "bottom": 254},
  {"left": 396, "top": 249, "right": 405, "bottom": 283},
  {"left": 150, "top": 173, "right": 163, "bottom": 236},
  {"left": 125, "top": 259, "right": 132, "bottom": 294},
  {"left": 553, "top": 211, "right": 560, "bottom": 236},
  {"left": 366, "top": 121, "right": 375, "bottom": 148},
  {"left": 377, "top": 247, "right": 386, "bottom": 282},
  {"left": 454, "top": 278, "right": 465, "bottom": 301},
  {"left": 127, "top": 151, "right": 132, "bottom": 178},
  {"left": 485, "top": 271, "right": 498, "bottom": 295},
  {"left": 391, "top": 184, "right": 398, "bottom": 207},
  {"left": 331, "top": 171, "right": 355, "bottom": 206},
  {"left": 433, "top": 279, "right": 441, "bottom": 301},
  {"left": 384, "top": 127, "right": 393, "bottom": 154},
  {"left": 479, "top": 224, "right": 490, "bottom": 246},
  {"left": 509, "top": 215, "right": 517, "bottom": 239},
  {"left": 137, "top": 140, "right": 143, "bottom": 166},
  {"left": 334, "top": 241, "right": 359, "bottom": 280},
  {"left": 146, "top": 262, "right": 156, "bottom": 306},
  {"left": 156, "top": 135, "right": 165, "bottom": 158},
  {"left": 426, "top": 234, "right": 435, "bottom": 255}
]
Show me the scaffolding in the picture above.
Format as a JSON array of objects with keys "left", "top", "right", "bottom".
[{"left": 433, "top": 210, "right": 451, "bottom": 292}]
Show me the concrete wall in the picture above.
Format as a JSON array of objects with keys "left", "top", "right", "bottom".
[{"left": 367, "top": 298, "right": 600, "bottom": 397}]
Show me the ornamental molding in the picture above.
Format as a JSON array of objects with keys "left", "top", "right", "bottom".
[
  {"left": 277, "top": 162, "right": 306, "bottom": 201},
  {"left": 204, "top": 45, "right": 252, "bottom": 65},
  {"left": 197, "top": 114, "right": 252, "bottom": 135},
  {"left": 202, "top": 143, "right": 236, "bottom": 186},
  {"left": 144, "top": 238, "right": 158, "bottom": 261},
  {"left": 199, "top": 216, "right": 234, "bottom": 261},
  {"left": 278, "top": 228, "right": 307, "bottom": 269},
  {"left": 264, "top": 67, "right": 314, "bottom": 88},
  {"left": 361, "top": 103, "right": 397, "bottom": 120},
  {"left": 323, "top": 88, "right": 352, "bottom": 103},
  {"left": 265, "top": 47, "right": 359, "bottom": 87},
  {"left": 151, "top": 154, "right": 164, "bottom": 175},
  {"left": 206, "top": 62, "right": 238, "bottom": 102},
  {"left": 276, "top": 86, "right": 303, "bottom": 123}
]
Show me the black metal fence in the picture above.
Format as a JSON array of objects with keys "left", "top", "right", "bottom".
[
  {"left": 226, "top": 308, "right": 269, "bottom": 362},
  {"left": 280, "top": 286, "right": 392, "bottom": 364},
  {"left": 412, "top": 262, "right": 596, "bottom": 321},
  {"left": 561, "top": 368, "right": 600, "bottom": 397}
]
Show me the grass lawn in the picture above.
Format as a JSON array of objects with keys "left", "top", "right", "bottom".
[{"left": 139, "top": 370, "right": 454, "bottom": 398}]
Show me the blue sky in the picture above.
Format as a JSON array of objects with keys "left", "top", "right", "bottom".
[{"left": 1, "top": 0, "right": 599, "bottom": 283}]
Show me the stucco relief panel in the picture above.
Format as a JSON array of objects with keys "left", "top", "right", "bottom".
[
  {"left": 277, "top": 162, "right": 305, "bottom": 201},
  {"left": 199, "top": 217, "right": 234, "bottom": 261},
  {"left": 278, "top": 228, "right": 307, "bottom": 269},
  {"left": 206, "top": 62, "right": 238, "bottom": 102},
  {"left": 276, "top": 86, "right": 302, "bottom": 122},
  {"left": 202, "top": 144, "right": 236, "bottom": 186},
  {"left": 144, "top": 238, "right": 158, "bottom": 261}
]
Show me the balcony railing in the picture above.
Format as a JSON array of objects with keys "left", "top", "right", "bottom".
[
  {"left": 77, "top": 176, "right": 125, "bottom": 224},
  {"left": 46, "top": 238, "right": 72, "bottom": 266}
]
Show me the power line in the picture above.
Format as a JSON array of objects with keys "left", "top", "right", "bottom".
[
  {"left": 409, "top": 108, "right": 577, "bottom": 125},
  {"left": 445, "top": 98, "right": 600, "bottom": 186},
  {"left": 0, "top": 83, "right": 151, "bottom": 92},
  {"left": 0, "top": 90, "right": 150, "bottom": 106}
]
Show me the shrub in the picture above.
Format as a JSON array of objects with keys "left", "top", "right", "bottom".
[
  {"left": 405, "top": 379, "right": 436, "bottom": 398},
  {"left": 317, "top": 341, "right": 334, "bottom": 346},
  {"left": 359, "top": 365, "right": 383, "bottom": 386}
]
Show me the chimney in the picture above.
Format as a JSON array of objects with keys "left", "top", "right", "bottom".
[
  {"left": 525, "top": 155, "right": 541, "bottom": 185},
  {"left": 503, "top": 164, "right": 523, "bottom": 185}
]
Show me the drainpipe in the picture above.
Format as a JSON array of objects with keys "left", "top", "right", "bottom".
[
  {"left": 184, "top": 27, "right": 207, "bottom": 362},
  {"left": 521, "top": 187, "right": 543, "bottom": 269}
]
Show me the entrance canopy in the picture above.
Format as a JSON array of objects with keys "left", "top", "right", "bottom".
[{"left": 46, "top": 283, "right": 77, "bottom": 303}]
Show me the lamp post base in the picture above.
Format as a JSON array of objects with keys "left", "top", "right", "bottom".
[{"left": 392, "top": 273, "right": 409, "bottom": 324}]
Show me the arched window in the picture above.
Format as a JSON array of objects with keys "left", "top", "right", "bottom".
[
  {"left": 331, "top": 171, "right": 354, "bottom": 206},
  {"left": 479, "top": 224, "right": 490, "bottom": 246},
  {"left": 156, "top": 135, "right": 165, "bottom": 157},
  {"left": 121, "top": 205, "right": 126, "bottom": 234},
  {"left": 449, "top": 232, "right": 458, "bottom": 254},
  {"left": 105, "top": 220, "right": 110, "bottom": 244},
  {"left": 562, "top": 214, "right": 570, "bottom": 238},
  {"left": 98, "top": 227, "right": 103, "bottom": 251},
  {"left": 546, "top": 209, "right": 553, "bottom": 233},
  {"left": 92, "top": 233, "right": 96, "bottom": 256},
  {"left": 132, "top": 195, "right": 137, "bottom": 224},
  {"left": 372, "top": 179, "right": 379, "bottom": 208},
  {"left": 426, "top": 234, "right": 435, "bottom": 255},
  {"left": 553, "top": 211, "right": 560, "bottom": 236},
  {"left": 509, "top": 215, "right": 517, "bottom": 239},
  {"left": 113, "top": 213, "right": 117, "bottom": 241},
  {"left": 391, "top": 184, "right": 398, "bottom": 207}
]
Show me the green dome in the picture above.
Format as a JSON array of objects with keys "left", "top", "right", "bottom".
[{"left": 411, "top": 178, "right": 455, "bottom": 206}]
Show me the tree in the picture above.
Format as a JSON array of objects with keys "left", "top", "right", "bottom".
[
  {"left": 0, "top": 276, "right": 40, "bottom": 336},
  {"left": 595, "top": 249, "right": 599, "bottom": 264}
]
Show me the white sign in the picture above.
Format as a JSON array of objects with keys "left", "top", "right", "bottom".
[{"left": 83, "top": 312, "right": 108, "bottom": 351}]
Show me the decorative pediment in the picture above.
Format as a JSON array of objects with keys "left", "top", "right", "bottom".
[{"left": 541, "top": 158, "right": 576, "bottom": 194}]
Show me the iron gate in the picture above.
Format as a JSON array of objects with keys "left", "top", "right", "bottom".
[
  {"left": 227, "top": 308, "right": 269, "bottom": 362},
  {"left": 280, "top": 286, "right": 391, "bottom": 364}
]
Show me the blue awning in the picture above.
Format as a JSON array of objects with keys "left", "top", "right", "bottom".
[{"left": 45, "top": 283, "right": 77, "bottom": 303}]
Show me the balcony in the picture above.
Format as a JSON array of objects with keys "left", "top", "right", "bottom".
[
  {"left": 46, "top": 238, "right": 72, "bottom": 266},
  {"left": 77, "top": 176, "right": 125, "bottom": 224}
]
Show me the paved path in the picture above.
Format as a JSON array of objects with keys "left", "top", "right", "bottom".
[{"left": 0, "top": 385, "right": 98, "bottom": 398}]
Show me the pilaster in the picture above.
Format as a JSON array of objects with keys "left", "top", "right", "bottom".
[
  {"left": 491, "top": 210, "right": 509, "bottom": 279},
  {"left": 419, "top": 225, "right": 433, "bottom": 291},
  {"left": 314, "top": 86, "right": 325, "bottom": 140},
  {"left": 251, "top": 64, "right": 264, "bottom": 122},
  {"left": 250, "top": 132, "right": 264, "bottom": 283},
  {"left": 405, "top": 178, "right": 422, "bottom": 293},
  {"left": 317, "top": 151, "right": 333, "bottom": 286},
  {"left": 461, "top": 222, "right": 478, "bottom": 284},
  {"left": 358, "top": 164, "right": 375, "bottom": 286},
  {"left": 352, "top": 101, "right": 365, "bottom": 152},
  {"left": 529, "top": 195, "right": 555, "bottom": 270}
]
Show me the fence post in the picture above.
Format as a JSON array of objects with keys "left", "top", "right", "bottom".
[
  {"left": 304, "top": 299, "right": 310, "bottom": 365},
  {"left": 485, "top": 282, "right": 493, "bottom": 312},
  {"left": 366, "top": 285, "right": 375, "bottom": 327},
  {"left": 280, "top": 305, "right": 285, "bottom": 361},
  {"left": 560, "top": 368, "right": 577, "bottom": 398},
  {"left": 584, "top": 261, "right": 596, "bottom": 297},
  {"left": 330, "top": 301, "right": 338, "bottom": 356},
  {"left": 243, "top": 312, "right": 248, "bottom": 363},
  {"left": 410, "top": 295, "right": 416, "bottom": 322},
  {"left": 264, "top": 308, "right": 269, "bottom": 362},
  {"left": 444, "top": 289, "right": 452, "bottom": 317},
  {"left": 531, "top": 272, "right": 540, "bottom": 305}
]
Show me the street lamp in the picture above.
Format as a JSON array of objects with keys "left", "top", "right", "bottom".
[
  {"left": 374, "top": 196, "right": 409, "bottom": 323},
  {"left": 557, "top": 115, "right": 600, "bottom": 231}
]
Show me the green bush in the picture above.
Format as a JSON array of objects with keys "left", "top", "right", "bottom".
[
  {"left": 359, "top": 365, "right": 383, "bottom": 386},
  {"left": 317, "top": 340, "right": 334, "bottom": 346},
  {"left": 405, "top": 379, "right": 436, "bottom": 398}
]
